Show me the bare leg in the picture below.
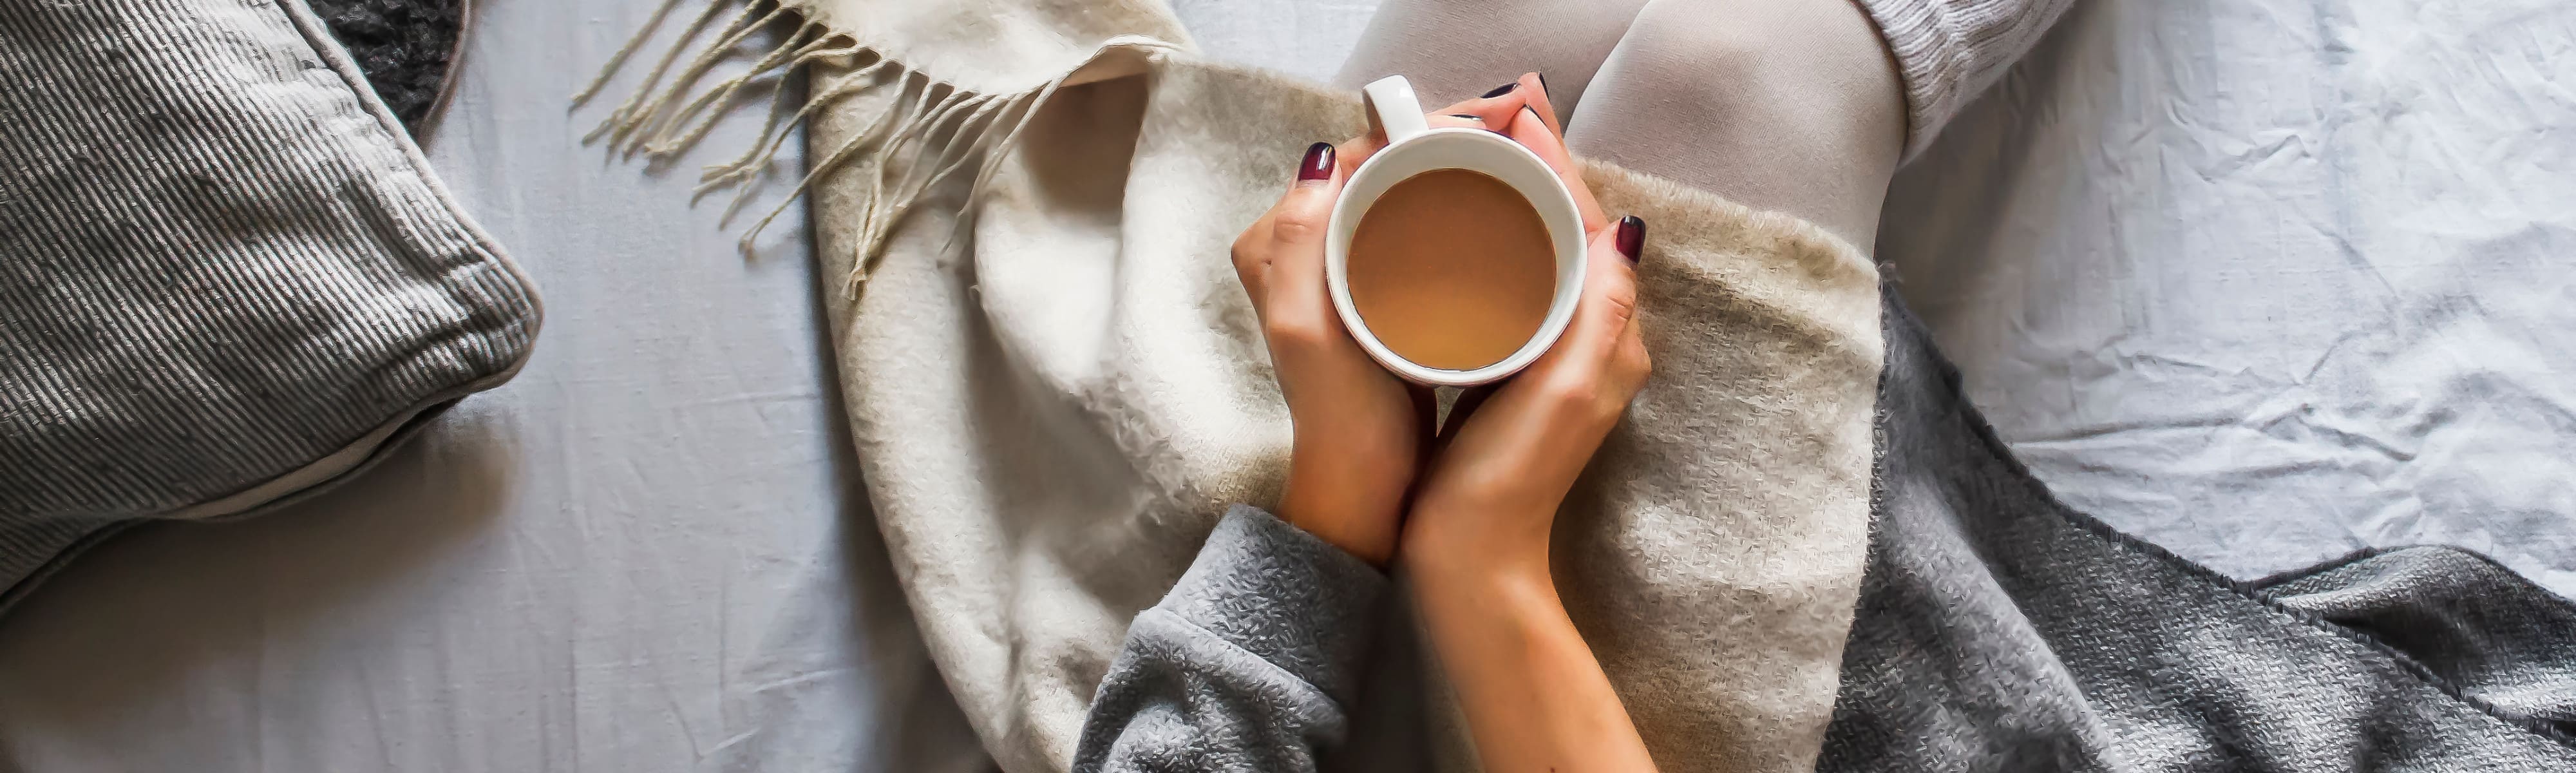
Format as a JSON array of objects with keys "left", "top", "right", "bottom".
[{"left": 1336, "top": 0, "right": 1906, "bottom": 251}]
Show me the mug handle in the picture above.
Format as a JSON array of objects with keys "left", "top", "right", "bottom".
[{"left": 1362, "top": 75, "right": 1430, "bottom": 145}]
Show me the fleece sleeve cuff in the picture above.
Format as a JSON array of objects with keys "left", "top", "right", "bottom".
[{"left": 1151, "top": 504, "right": 1390, "bottom": 706}]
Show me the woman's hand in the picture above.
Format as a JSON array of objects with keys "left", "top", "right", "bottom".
[
  {"left": 1399, "top": 79, "right": 1650, "bottom": 579},
  {"left": 1403, "top": 214, "right": 1650, "bottom": 580},
  {"left": 1232, "top": 87, "right": 1548, "bottom": 566},
  {"left": 1231, "top": 141, "right": 1420, "bottom": 567},
  {"left": 1397, "top": 213, "right": 1658, "bottom": 773},
  {"left": 1395, "top": 81, "right": 1658, "bottom": 773}
]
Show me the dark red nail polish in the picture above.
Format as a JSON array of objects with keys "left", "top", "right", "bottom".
[
  {"left": 1481, "top": 82, "right": 1517, "bottom": 99},
  {"left": 1447, "top": 113, "right": 1484, "bottom": 121},
  {"left": 1298, "top": 142, "right": 1334, "bottom": 182},
  {"left": 1616, "top": 215, "right": 1644, "bottom": 262},
  {"left": 1537, "top": 72, "right": 1551, "bottom": 98}
]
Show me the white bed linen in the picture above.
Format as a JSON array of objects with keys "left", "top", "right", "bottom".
[
  {"left": 6, "top": 1, "right": 2568, "bottom": 770},
  {"left": 1884, "top": 0, "right": 2576, "bottom": 596},
  {"left": 0, "top": 1, "right": 987, "bottom": 770}
]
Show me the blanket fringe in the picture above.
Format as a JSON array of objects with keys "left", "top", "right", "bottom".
[{"left": 578, "top": 0, "right": 1078, "bottom": 297}]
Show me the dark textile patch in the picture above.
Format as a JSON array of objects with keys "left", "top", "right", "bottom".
[
  {"left": 1818, "top": 288, "right": 2576, "bottom": 770},
  {"left": 311, "top": 0, "right": 462, "bottom": 133}
]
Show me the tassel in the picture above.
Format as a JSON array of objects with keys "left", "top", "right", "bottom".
[{"left": 578, "top": 0, "right": 1164, "bottom": 297}]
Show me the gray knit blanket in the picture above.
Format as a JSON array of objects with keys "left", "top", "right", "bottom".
[
  {"left": 0, "top": 0, "right": 538, "bottom": 609},
  {"left": 1823, "top": 291, "right": 2576, "bottom": 770}
]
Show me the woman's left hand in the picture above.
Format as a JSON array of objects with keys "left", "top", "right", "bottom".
[
  {"left": 1232, "top": 88, "right": 1544, "bottom": 566},
  {"left": 1232, "top": 140, "right": 1422, "bottom": 567}
]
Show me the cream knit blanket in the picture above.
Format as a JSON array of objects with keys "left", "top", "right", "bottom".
[{"left": 591, "top": 1, "right": 1882, "bottom": 770}]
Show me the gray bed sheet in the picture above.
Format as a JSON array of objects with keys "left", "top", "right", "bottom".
[{"left": 5, "top": 0, "right": 2568, "bottom": 770}]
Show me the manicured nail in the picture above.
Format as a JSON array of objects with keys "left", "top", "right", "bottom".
[
  {"left": 1298, "top": 142, "right": 1334, "bottom": 183},
  {"left": 1447, "top": 113, "right": 1484, "bottom": 122},
  {"left": 1481, "top": 82, "right": 1517, "bottom": 99},
  {"left": 1537, "top": 72, "right": 1550, "bottom": 98},
  {"left": 1616, "top": 215, "right": 1645, "bottom": 262}
]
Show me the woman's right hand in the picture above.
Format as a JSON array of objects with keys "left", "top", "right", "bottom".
[
  {"left": 1387, "top": 79, "right": 1660, "bottom": 773},
  {"left": 1399, "top": 210, "right": 1656, "bottom": 773},
  {"left": 1403, "top": 213, "right": 1650, "bottom": 583},
  {"left": 1394, "top": 73, "right": 1643, "bottom": 580}
]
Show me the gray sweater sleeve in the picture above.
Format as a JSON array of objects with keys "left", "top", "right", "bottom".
[{"left": 1073, "top": 504, "right": 1390, "bottom": 773}]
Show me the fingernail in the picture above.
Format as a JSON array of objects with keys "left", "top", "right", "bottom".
[
  {"left": 1616, "top": 215, "right": 1645, "bottom": 262},
  {"left": 1298, "top": 142, "right": 1334, "bottom": 183},
  {"left": 1537, "top": 72, "right": 1551, "bottom": 98},
  {"left": 1446, "top": 113, "right": 1484, "bottom": 122},
  {"left": 1481, "top": 82, "right": 1517, "bottom": 99}
]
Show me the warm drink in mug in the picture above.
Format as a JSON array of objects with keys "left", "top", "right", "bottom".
[{"left": 1327, "top": 76, "right": 1588, "bottom": 386}]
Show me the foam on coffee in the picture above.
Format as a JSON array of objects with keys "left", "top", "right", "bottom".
[{"left": 1346, "top": 168, "right": 1557, "bottom": 372}]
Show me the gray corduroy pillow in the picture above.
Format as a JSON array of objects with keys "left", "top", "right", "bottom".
[{"left": 0, "top": 0, "right": 540, "bottom": 610}]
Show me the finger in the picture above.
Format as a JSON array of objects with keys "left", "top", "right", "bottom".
[
  {"left": 1338, "top": 73, "right": 1537, "bottom": 177},
  {"left": 1613, "top": 287, "right": 1652, "bottom": 390},
  {"left": 1425, "top": 113, "right": 1495, "bottom": 133},
  {"left": 1432, "top": 88, "right": 1531, "bottom": 129},
  {"left": 1264, "top": 142, "right": 1345, "bottom": 314},
  {"left": 1235, "top": 215, "right": 1273, "bottom": 316},
  {"left": 1607, "top": 216, "right": 1653, "bottom": 389},
  {"left": 1336, "top": 106, "right": 1520, "bottom": 177},
  {"left": 1535, "top": 218, "right": 1644, "bottom": 373},
  {"left": 1502, "top": 105, "right": 1610, "bottom": 234},
  {"left": 1505, "top": 72, "right": 1562, "bottom": 137},
  {"left": 1239, "top": 140, "right": 1329, "bottom": 310}
]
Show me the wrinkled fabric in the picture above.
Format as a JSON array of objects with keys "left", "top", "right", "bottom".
[
  {"left": 1820, "top": 289, "right": 2576, "bottom": 770},
  {"left": 1884, "top": 0, "right": 2576, "bottom": 598}
]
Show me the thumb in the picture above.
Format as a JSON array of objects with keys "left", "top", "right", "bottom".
[
  {"left": 1541, "top": 216, "right": 1643, "bottom": 371},
  {"left": 1269, "top": 141, "right": 1343, "bottom": 247},
  {"left": 1264, "top": 142, "right": 1343, "bottom": 312}
]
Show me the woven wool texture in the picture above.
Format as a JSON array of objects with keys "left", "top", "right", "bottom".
[{"left": 1819, "top": 290, "right": 2576, "bottom": 770}]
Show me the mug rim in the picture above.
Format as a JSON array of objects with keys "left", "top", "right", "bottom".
[{"left": 1324, "top": 126, "right": 1588, "bottom": 388}]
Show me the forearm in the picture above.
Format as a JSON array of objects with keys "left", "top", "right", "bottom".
[
  {"left": 1279, "top": 430, "right": 1411, "bottom": 566},
  {"left": 1412, "top": 530, "right": 1657, "bottom": 773}
]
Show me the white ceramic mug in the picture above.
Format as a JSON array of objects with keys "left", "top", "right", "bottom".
[{"left": 1326, "top": 75, "right": 1588, "bottom": 387}]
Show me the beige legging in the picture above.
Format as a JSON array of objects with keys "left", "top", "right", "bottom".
[{"left": 1336, "top": 0, "right": 1907, "bottom": 253}]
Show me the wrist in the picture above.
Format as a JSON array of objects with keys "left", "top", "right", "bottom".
[
  {"left": 1401, "top": 495, "right": 1556, "bottom": 587},
  {"left": 1280, "top": 438, "right": 1410, "bottom": 566},
  {"left": 1408, "top": 539, "right": 1560, "bottom": 623}
]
